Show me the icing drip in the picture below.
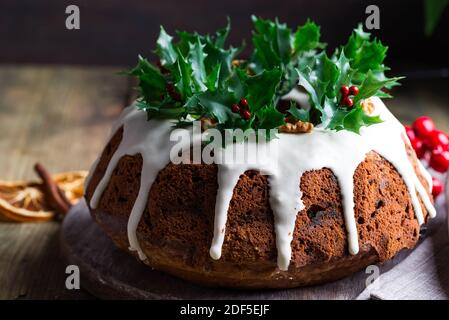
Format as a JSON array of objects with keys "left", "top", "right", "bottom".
[
  {"left": 86, "top": 98, "right": 436, "bottom": 271},
  {"left": 89, "top": 107, "right": 194, "bottom": 259}
]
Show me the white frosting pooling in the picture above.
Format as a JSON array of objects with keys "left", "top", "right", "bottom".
[{"left": 87, "top": 98, "right": 436, "bottom": 271}]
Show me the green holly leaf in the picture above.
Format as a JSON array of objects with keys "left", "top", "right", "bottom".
[
  {"left": 326, "top": 105, "right": 382, "bottom": 134},
  {"left": 353, "top": 70, "right": 403, "bottom": 106},
  {"left": 252, "top": 33, "right": 281, "bottom": 70},
  {"left": 333, "top": 51, "right": 353, "bottom": 92},
  {"left": 352, "top": 39, "right": 387, "bottom": 74},
  {"left": 251, "top": 16, "right": 290, "bottom": 68},
  {"left": 156, "top": 26, "right": 177, "bottom": 66},
  {"left": 297, "top": 67, "right": 322, "bottom": 110},
  {"left": 136, "top": 96, "right": 186, "bottom": 120},
  {"left": 196, "top": 91, "right": 235, "bottom": 123},
  {"left": 296, "top": 52, "right": 338, "bottom": 111},
  {"left": 189, "top": 37, "right": 208, "bottom": 91},
  {"left": 293, "top": 20, "right": 326, "bottom": 54},
  {"left": 274, "top": 20, "right": 293, "bottom": 63},
  {"left": 129, "top": 56, "right": 166, "bottom": 102},
  {"left": 245, "top": 69, "right": 282, "bottom": 112},
  {"left": 128, "top": 17, "right": 403, "bottom": 137},
  {"left": 342, "top": 106, "right": 383, "bottom": 134},
  {"left": 343, "top": 24, "right": 370, "bottom": 58},
  {"left": 315, "top": 52, "right": 339, "bottom": 98},
  {"left": 215, "top": 17, "right": 231, "bottom": 48},
  {"left": 226, "top": 68, "right": 247, "bottom": 100},
  {"left": 287, "top": 103, "right": 310, "bottom": 122},
  {"left": 174, "top": 49, "right": 193, "bottom": 99},
  {"left": 176, "top": 30, "right": 196, "bottom": 56},
  {"left": 320, "top": 97, "right": 339, "bottom": 127},
  {"left": 326, "top": 108, "right": 347, "bottom": 131},
  {"left": 206, "top": 63, "right": 221, "bottom": 91},
  {"left": 256, "top": 104, "right": 285, "bottom": 129},
  {"left": 342, "top": 24, "right": 394, "bottom": 86}
]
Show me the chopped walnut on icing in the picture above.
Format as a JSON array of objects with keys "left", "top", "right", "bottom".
[
  {"left": 201, "top": 117, "right": 216, "bottom": 131},
  {"left": 279, "top": 120, "right": 314, "bottom": 134},
  {"left": 361, "top": 99, "right": 375, "bottom": 115},
  {"left": 231, "top": 59, "right": 245, "bottom": 67}
]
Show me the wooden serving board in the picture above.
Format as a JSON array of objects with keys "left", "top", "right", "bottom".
[{"left": 60, "top": 199, "right": 414, "bottom": 300}]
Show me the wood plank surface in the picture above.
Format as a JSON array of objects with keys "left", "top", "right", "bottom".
[
  {"left": 0, "top": 66, "right": 128, "bottom": 299},
  {"left": 0, "top": 66, "right": 448, "bottom": 299}
]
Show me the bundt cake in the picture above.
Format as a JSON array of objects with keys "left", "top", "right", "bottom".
[{"left": 84, "top": 18, "right": 436, "bottom": 288}]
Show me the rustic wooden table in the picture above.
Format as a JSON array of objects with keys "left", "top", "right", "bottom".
[{"left": 0, "top": 65, "right": 448, "bottom": 299}]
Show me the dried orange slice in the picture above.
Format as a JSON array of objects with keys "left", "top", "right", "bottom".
[
  {"left": 0, "top": 171, "right": 87, "bottom": 222},
  {"left": 53, "top": 171, "right": 87, "bottom": 204}
]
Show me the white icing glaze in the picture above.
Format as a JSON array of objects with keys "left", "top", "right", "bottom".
[
  {"left": 86, "top": 97, "right": 436, "bottom": 271},
  {"left": 89, "top": 107, "right": 195, "bottom": 259}
]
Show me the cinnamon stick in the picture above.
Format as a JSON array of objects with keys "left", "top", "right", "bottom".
[{"left": 34, "top": 163, "right": 72, "bottom": 216}]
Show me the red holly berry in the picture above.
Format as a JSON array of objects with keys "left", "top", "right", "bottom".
[
  {"left": 413, "top": 116, "right": 435, "bottom": 139},
  {"left": 429, "top": 130, "right": 449, "bottom": 151},
  {"left": 340, "top": 85, "right": 350, "bottom": 96},
  {"left": 239, "top": 98, "right": 249, "bottom": 109},
  {"left": 411, "top": 139, "right": 426, "bottom": 159},
  {"left": 231, "top": 104, "right": 240, "bottom": 113},
  {"left": 341, "top": 96, "right": 353, "bottom": 107},
  {"left": 432, "top": 177, "right": 443, "bottom": 197},
  {"left": 241, "top": 109, "right": 251, "bottom": 120},
  {"left": 430, "top": 148, "right": 449, "bottom": 173},
  {"left": 405, "top": 125, "right": 416, "bottom": 143},
  {"left": 349, "top": 85, "right": 359, "bottom": 96},
  {"left": 166, "top": 82, "right": 181, "bottom": 101},
  {"left": 156, "top": 60, "right": 169, "bottom": 74}
]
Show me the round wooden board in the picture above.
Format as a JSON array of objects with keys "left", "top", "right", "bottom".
[{"left": 60, "top": 199, "right": 412, "bottom": 300}]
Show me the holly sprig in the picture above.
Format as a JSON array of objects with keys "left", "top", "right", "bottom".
[{"left": 127, "top": 17, "right": 402, "bottom": 138}]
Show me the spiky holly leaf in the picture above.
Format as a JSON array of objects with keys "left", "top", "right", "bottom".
[
  {"left": 244, "top": 69, "right": 282, "bottom": 112},
  {"left": 214, "top": 17, "right": 231, "bottom": 48},
  {"left": 156, "top": 27, "right": 177, "bottom": 66},
  {"left": 353, "top": 70, "right": 404, "bottom": 106},
  {"left": 128, "top": 17, "right": 402, "bottom": 138},
  {"left": 296, "top": 53, "right": 339, "bottom": 111},
  {"left": 256, "top": 104, "right": 285, "bottom": 129},
  {"left": 296, "top": 49, "right": 400, "bottom": 133},
  {"left": 293, "top": 20, "right": 326, "bottom": 54},
  {"left": 288, "top": 103, "right": 310, "bottom": 122},
  {"left": 173, "top": 49, "right": 193, "bottom": 99},
  {"left": 341, "top": 24, "right": 400, "bottom": 89},
  {"left": 327, "top": 106, "right": 383, "bottom": 134},
  {"left": 189, "top": 37, "right": 208, "bottom": 91},
  {"left": 196, "top": 90, "right": 236, "bottom": 123},
  {"left": 206, "top": 63, "right": 221, "bottom": 91},
  {"left": 128, "top": 56, "right": 166, "bottom": 102}
]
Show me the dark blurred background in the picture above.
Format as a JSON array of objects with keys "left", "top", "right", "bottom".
[{"left": 0, "top": 0, "right": 448, "bottom": 79}]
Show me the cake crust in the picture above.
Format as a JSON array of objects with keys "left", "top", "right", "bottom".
[{"left": 85, "top": 127, "right": 430, "bottom": 288}]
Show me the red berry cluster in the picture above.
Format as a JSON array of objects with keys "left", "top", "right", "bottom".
[
  {"left": 406, "top": 116, "right": 449, "bottom": 197},
  {"left": 432, "top": 176, "right": 443, "bottom": 198},
  {"left": 231, "top": 98, "right": 251, "bottom": 120},
  {"left": 340, "top": 85, "right": 359, "bottom": 108},
  {"left": 166, "top": 82, "right": 181, "bottom": 101},
  {"left": 156, "top": 60, "right": 169, "bottom": 74}
]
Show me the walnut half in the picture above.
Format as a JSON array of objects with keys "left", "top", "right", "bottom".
[
  {"left": 361, "top": 99, "right": 375, "bottom": 115},
  {"left": 279, "top": 120, "right": 314, "bottom": 134},
  {"left": 200, "top": 117, "right": 216, "bottom": 131}
]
